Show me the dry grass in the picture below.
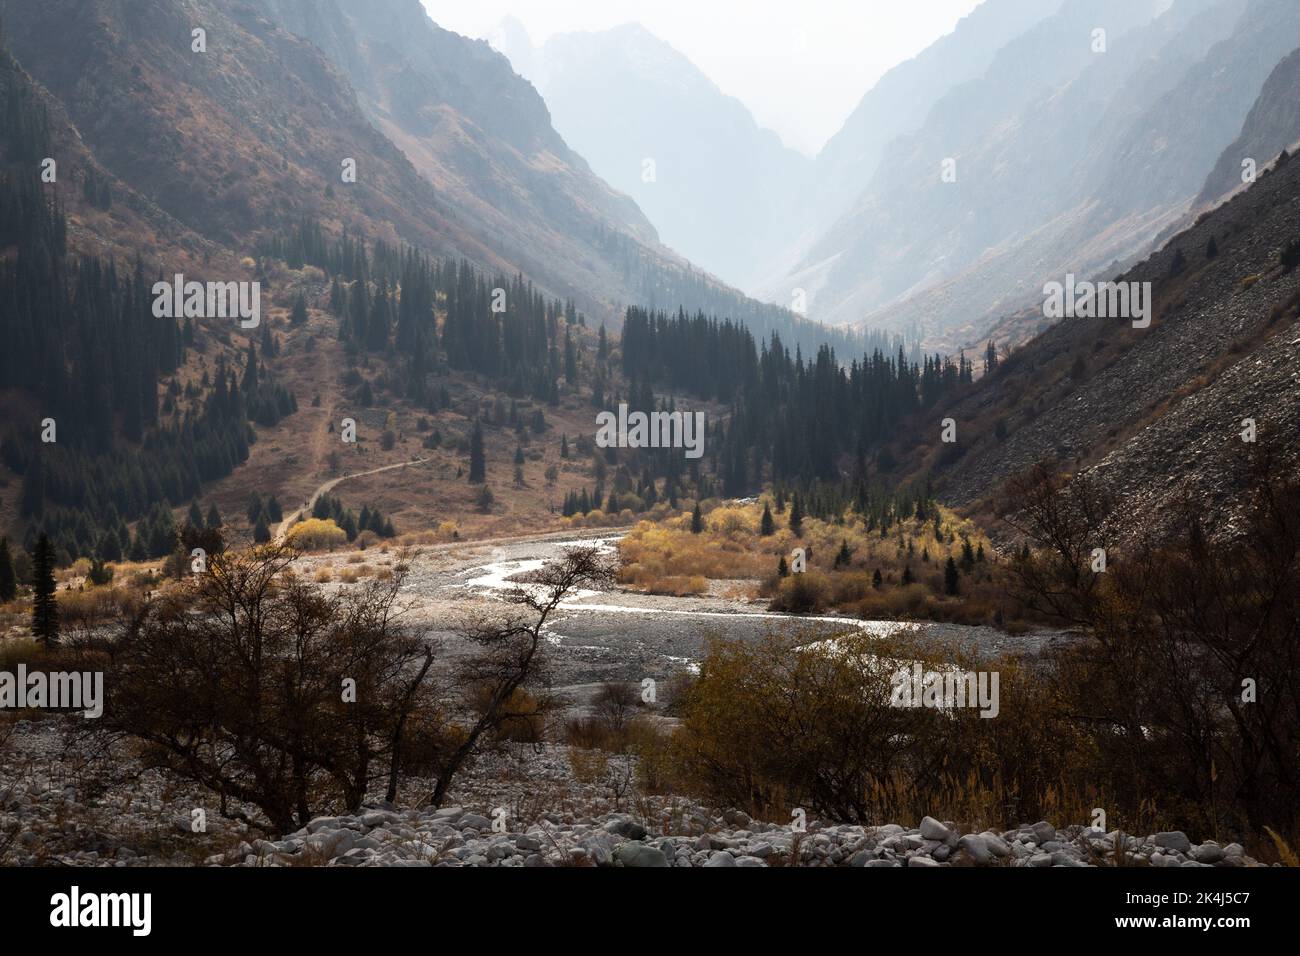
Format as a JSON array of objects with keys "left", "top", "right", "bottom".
[{"left": 619, "top": 500, "right": 1024, "bottom": 626}]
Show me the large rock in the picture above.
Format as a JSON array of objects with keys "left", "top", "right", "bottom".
[
  {"left": 1154, "top": 831, "right": 1192, "bottom": 854},
  {"left": 957, "top": 834, "right": 992, "bottom": 865},
  {"left": 614, "top": 844, "right": 668, "bottom": 868},
  {"left": 604, "top": 817, "right": 649, "bottom": 841},
  {"left": 919, "top": 817, "right": 955, "bottom": 843},
  {"left": 1029, "top": 821, "right": 1057, "bottom": 845}
]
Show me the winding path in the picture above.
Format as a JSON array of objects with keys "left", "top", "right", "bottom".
[{"left": 274, "top": 457, "right": 430, "bottom": 544}]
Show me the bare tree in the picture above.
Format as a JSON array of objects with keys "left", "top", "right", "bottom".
[
  {"left": 592, "top": 681, "right": 640, "bottom": 746},
  {"left": 998, "top": 462, "right": 1113, "bottom": 627},
  {"left": 424, "top": 546, "right": 615, "bottom": 807},
  {"left": 101, "top": 545, "right": 434, "bottom": 833}
]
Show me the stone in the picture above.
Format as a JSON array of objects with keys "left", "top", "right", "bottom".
[
  {"left": 703, "top": 852, "right": 736, "bottom": 867},
  {"left": 1192, "top": 843, "right": 1225, "bottom": 864},
  {"left": 1029, "top": 821, "right": 1056, "bottom": 845},
  {"left": 1154, "top": 831, "right": 1192, "bottom": 854},
  {"left": 957, "top": 834, "right": 992, "bottom": 864},
  {"left": 919, "top": 816, "right": 955, "bottom": 843},
  {"left": 604, "top": 817, "right": 648, "bottom": 841},
  {"left": 614, "top": 843, "right": 668, "bottom": 868}
]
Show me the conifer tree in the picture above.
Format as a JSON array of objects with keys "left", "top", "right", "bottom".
[
  {"left": 31, "top": 533, "right": 59, "bottom": 648},
  {"left": 469, "top": 421, "right": 486, "bottom": 484},
  {"left": 0, "top": 537, "right": 16, "bottom": 602},
  {"left": 944, "top": 557, "right": 960, "bottom": 596},
  {"left": 691, "top": 504, "right": 704, "bottom": 534}
]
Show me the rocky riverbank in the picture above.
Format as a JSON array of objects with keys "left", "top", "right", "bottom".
[{"left": 214, "top": 805, "right": 1264, "bottom": 868}]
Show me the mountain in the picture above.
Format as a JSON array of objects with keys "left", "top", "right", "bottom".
[
  {"left": 882, "top": 122, "right": 1300, "bottom": 539},
  {"left": 1197, "top": 45, "right": 1300, "bottom": 205},
  {"left": 763, "top": 0, "right": 1300, "bottom": 353},
  {"left": 5, "top": 0, "right": 862, "bottom": 355},
  {"left": 490, "top": 21, "right": 812, "bottom": 291},
  {"left": 791, "top": 0, "right": 1065, "bottom": 267}
]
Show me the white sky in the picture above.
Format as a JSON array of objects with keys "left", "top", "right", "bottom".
[{"left": 422, "top": 0, "right": 985, "bottom": 156}]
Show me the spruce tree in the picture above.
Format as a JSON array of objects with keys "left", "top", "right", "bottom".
[
  {"left": 691, "top": 504, "right": 704, "bottom": 534},
  {"left": 0, "top": 537, "right": 16, "bottom": 602},
  {"left": 30, "top": 533, "right": 59, "bottom": 647},
  {"left": 789, "top": 495, "right": 804, "bottom": 537},
  {"left": 760, "top": 502, "right": 775, "bottom": 536},
  {"left": 253, "top": 515, "right": 271, "bottom": 544},
  {"left": 944, "top": 557, "right": 960, "bottom": 596},
  {"left": 469, "top": 421, "right": 486, "bottom": 484}
]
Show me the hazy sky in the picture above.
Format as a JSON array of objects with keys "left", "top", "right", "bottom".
[{"left": 422, "top": 1, "right": 985, "bottom": 156}]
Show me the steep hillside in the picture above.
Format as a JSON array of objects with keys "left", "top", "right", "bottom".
[
  {"left": 860, "top": 0, "right": 1273, "bottom": 350},
  {"left": 885, "top": 141, "right": 1300, "bottom": 540},
  {"left": 761, "top": 0, "right": 1300, "bottom": 359},
  {"left": 491, "top": 21, "right": 812, "bottom": 290},
  {"left": 248, "top": 0, "right": 668, "bottom": 314},
  {"left": 782, "top": 0, "right": 1063, "bottom": 278},
  {"left": 1197, "top": 45, "right": 1300, "bottom": 206},
  {"left": 760, "top": 0, "right": 1169, "bottom": 328},
  {"left": 4, "top": 0, "right": 502, "bottom": 268}
]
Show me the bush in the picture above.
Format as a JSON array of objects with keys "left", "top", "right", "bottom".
[
  {"left": 285, "top": 518, "right": 348, "bottom": 551},
  {"left": 768, "top": 571, "right": 831, "bottom": 614}
]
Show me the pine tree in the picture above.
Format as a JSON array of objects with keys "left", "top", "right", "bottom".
[
  {"left": 778, "top": 555, "right": 790, "bottom": 577},
  {"left": 944, "top": 557, "right": 960, "bottom": 596},
  {"left": 469, "top": 421, "right": 486, "bottom": 484},
  {"left": 902, "top": 564, "right": 914, "bottom": 586},
  {"left": 691, "top": 504, "right": 704, "bottom": 534},
  {"left": 290, "top": 293, "right": 308, "bottom": 326},
  {"left": 0, "top": 537, "right": 16, "bottom": 602},
  {"left": 206, "top": 505, "right": 222, "bottom": 529},
  {"left": 872, "top": 569, "right": 883, "bottom": 589},
  {"left": 560, "top": 434, "right": 569, "bottom": 459},
  {"left": 760, "top": 502, "right": 775, "bottom": 536},
  {"left": 253, "top": 515, "right": 271, "bottom": 544},
  {"left": 188, "top": 500, "right": 204, "bottom": 527},
  {"left": 30, "top": 533, "right": 59, "bottom": 648},
  {"left": 789, "top": 494, "right": 804, "bottom": 537},
  {"left": 961, "top": 538, "right": 975, "bottom": 572}
]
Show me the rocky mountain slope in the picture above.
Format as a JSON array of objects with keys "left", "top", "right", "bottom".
[
  {"left": 3, "top": 0, "right": 828, "bottom": 335},
  {"left": 781, "top": 0, "right": 1064, "bottom": 286},
  {"left": 761, "top": 0, "right": 1300, "bottom": 356},
  {"left": 1197, "top": 45, "right": 1300, "bottom": 206},
  {"left": 890, "top": 127, "right": 1300, "bottom": 540},
  {"left": 490, "top": 21, "right": 812, "bottom": 291}
]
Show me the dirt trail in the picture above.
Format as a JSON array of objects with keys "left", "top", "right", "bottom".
[{"left": 274, "top": 457, "right": 431, "bottom": 544}]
